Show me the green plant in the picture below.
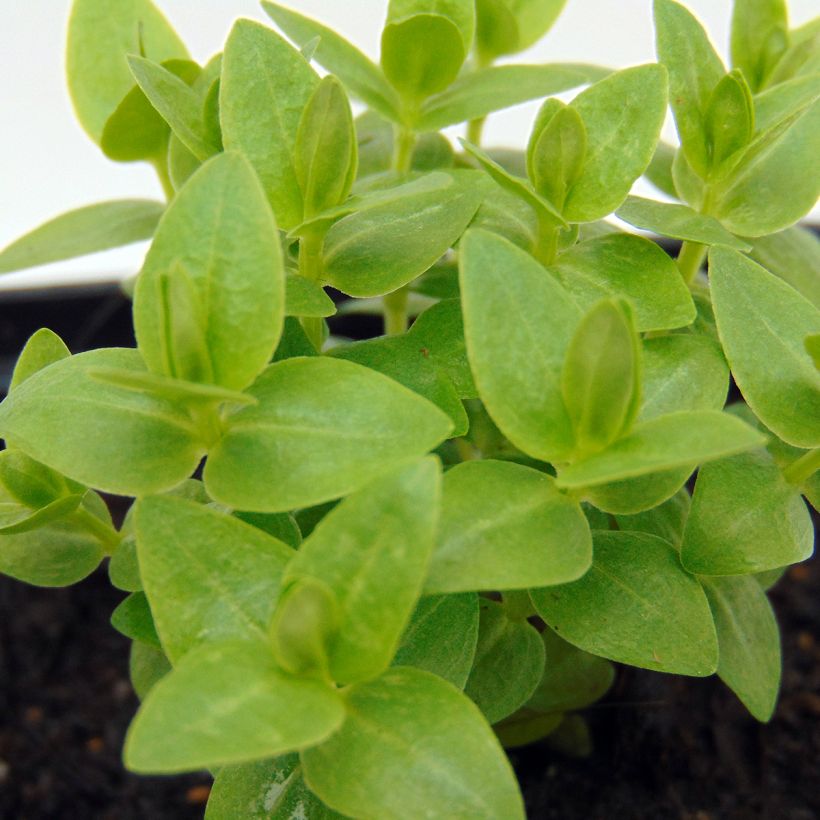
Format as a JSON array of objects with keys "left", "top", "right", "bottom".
[{"left": 0, "top": 0, "right": 818, "bottom": 815}]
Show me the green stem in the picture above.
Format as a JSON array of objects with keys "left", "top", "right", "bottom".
[
  {"left": 392, "top": 127, "right": 417, "bottom": 175},
  {"left": 383, "top": 287, "right": 409, "bottom": 335},
  {"left": 298, "top": 232, "right": 327, "bottom": 352},
  {"left": 72, "top": 507, "right": 122, "bottom": 554},
  {"left": 467, "top": 116, "right": 487, "bottom": 147},
  {"left": 535, "top": 223, "right": 559, "bottom": 267},
  {"left": 783, "top": 447, "right": 820, "bottom": 486},
  {"left": 676, "top": 240, "right": 707, "bottom": 285},
  {"left": 151, "top": 156, "right": 176, "bottom": 202}
]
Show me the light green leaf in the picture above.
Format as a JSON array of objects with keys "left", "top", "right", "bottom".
[
  {"left": 220, "top": 20, "right": 318, "bottom": 230},
  {"left": 262, "top": 1, "right": 402, "bottom": 120},
  {"left": 322, "top": 173, "right": 481, "bottom": 297},
  {"left": 66, "top": 0, "right": 189, "bottom": 143},
  {"left": 561, "top": 299, "right": 639, "bottom": 454},
  {"left": 556, "top": 410, "right": 766, "bottom": 489},
  {"left": 615, "top": 196, "right": 750, "bottom": 251},
  {"left": 550, "top": 234, "right": 696, "bottom": 332},
  {"left": 286, "top": 274, "right": 336, "bottom": 318},
  {"left": 125, "top": 640, "right": 345, "bottom": 773},
  {"left": 475, "top": 0, "right": 568, "bottom": 59},
  {"left": 709, "top": 247, "right": 820, "bottom": 447},
  {"left": 654, "top": 0, "right": 725, "bottom": 176},
  {"left": 135, "top": 496, "right": 294, "bottom": 663},
  {"left": 427, "top": 460, "right": 591, "bottom": 593},
  {"left": 129, "top": 641, "right": 171, "bottom": 701},
  {"left": 704, "top": 69, "right": 754, "bottom": 177},
  {"left": 680, "top": 449, "right": 813, "bottom": 575},
  {"left": 643, "top": 140, "right": 677, "bottom": 198},
  {"left": 531, "top": 531, "right": 719, "bottom": 676},
  {"left": 393, "top": 593, "right": 479, "bottom": 688},
  {"left": 640, "top": 334, "right": 729, "bottom": 421},
  {"left": 205, "top": 357, "right": 451, "bottom": 512},
  {"left": 583, "top": 466, "right": 695, "bottom": 516},
  {"left": 283, "top": 458, "right": 440, "bottom": 684},
  {"left": 563, "top": 64, "right": 668, "bottom": 222},
  {"left": 0, "top": 494, "right": 82, "bottom": 537},
  {"left": 731, "top": 0, "right": 789, "bottom": 91},
  {"left": 417, "top": 63, "right": 603, "bottom": 131},
  {"left": 135, "top": 152, "right": 284, "bottom": 391},
  {"left": 301, "top": 667, "right": 525, "bottom": 820},
  {"left": 460, "top": 229, "right": 581, "bottom": 462},
  {"left": 109, "top": 536, "right": 141, "bottom": 592},
  {"left": 464, "top": 600, "right": 546, "bottom": 724},
  {"left": 0, "top": 349, "right": 204, "bottom": 496},
  {"left": 615, "top": 486, "right": 691, "bottom": 547},
  {"left": 702, "top": 576, "right": 781, "bottom": 721},
  {"left": 0, "top": 200, "right": 164, "bottom": 275},
  {"left": 9, "top": 329, "right": 70, "bottom": 392},
  {"left": 206, "top": 755, "right": 345, "bottom": 820},
  {"left": 111, "top": 592, "right": 161, "bottom": 649}
]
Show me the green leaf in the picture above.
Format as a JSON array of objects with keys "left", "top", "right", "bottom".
[
  {"left": 135, "top": 152, "right": 284, "bottom": 391},
  {"left": 654, "top": 0, "right": 725, "bottom": 176},
  {"left": 322, "top": 173, "right": 481, "bottom": 297},
  {"left": 393, "top": 593, "right": 479, "bottom": 688},
  {"left": 583, "top": 466, "right": 695, "bottom": 516},
  {"left": 702, "top": 576, "right": 781, "bottom": 721},
  {"left": 550, "top": 234, "right": 696, "bottom": 332},
  {"left": 556, "top": 410, "right": 766, "bottom": 489},
  {"left": 680, "top": 449, "right": 813, "bottom": 575},
  {"left": 475, "top": 0, "right": 568, "bottom": 59},
  {"left": 709, "top": 247, "right": 820, "bottom": 447},
  {"left": 135, "top": 496, "right": 294, "bottom": 663},
  {"left": 109, "top": 536, "right": 141, "bottom": 592},
  {"left": 66, "top": 0, "right": 188, "bottom": 143},
  {"left": 704, "top": 70, "right": 754, "bottom": 177},
  {"left": 0, "top": 349, "right": 204, "bottom": 496},
  {"left": 0, "top": 200, "right": 164, "bottom": 275},
  {"left": 207, "top": 755, "right": 345, "bottom": 820},
  {"left": 640, "top": 334, "right": 729, "bottom": 421},
  {"left": 731, "top": 0, "right": 789, "bottom": 91},
  {"left": 234, "top": 510, "right": 302, "bottom": 550},
  {"left": 221, "top": 20, "right": 318, "bottom": 230},
  {"left": 296, "top": 76, "right": 357, "bottom": 219},
  {"left": 615, "top": 486, "right": 691, "bottom": 547},
  {"left": 562, "top": 64, "right": 668, "bottom": 222},
  {"left": 531, "top": 531, "right": 718, "bottom": 676},
  {"left": 0, "top": 493, "right": 82, "bottom": 537},
  {"left": 285, "top": 274, "right": 336, "bottom": 318},
  {"left": 643, "top": 140, "right": 677, "bottom": 197},
  {"left": 417, "top": 64, "right": 603, "bottom": 131},
  {"left": 747, "top": 225, "right": 820, "bottom": 310},
  {"left": 460, "top": 229, "right": 581, "bottom": 462},
  {"left": 205, "top": 357, "right": 451, "bottom": 512},
  {"left": 9, "top": 329, "right": 71, "bottom": 392},
  {"left": 129, "top": 641, "right": 171, "bottom": 701},
  {"left": 261, "top": 1, "right": 402, "bottom": 121},
  {"left": 301, "top": 667, "right": 525, "bottom": 820},
  {"left": 111, "top": 592, "right": 161, "bottom": 649},
  {"left": 124, "top": 640, "right": 345, "bottom": 773},
  {"left": 464, "top": 600, "right": 546, "bottom": 724},
  {"left": 283, "top": 458, "right": 440, "bottom": 684},
  {"left": 561, "top": 299, "right": 640, "bottom": 454},
  {"left": 427, "top": 460, "right": 592, "bottom": 593},
  {"left": 127, "top": 55, "right": 219, "bottom": 162},
  {"left": 615, "top": 196, "right": 750, "bottom": 251}
]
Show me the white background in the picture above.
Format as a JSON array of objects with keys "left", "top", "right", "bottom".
[{"left": 0, "top": 0, "right": 816, "bottom": 289}]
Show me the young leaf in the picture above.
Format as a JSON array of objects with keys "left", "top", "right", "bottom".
[
  {"left": 615, "top": 486, "right": 691, "bottom": 547},
  {"left": 261, "top": 1, "right": 402, "bottom": 120},
  {"left": 475, "top": 0, "right": 568, "bottom": 60},
  {"left": 464, "top": 600, "right": 546, "bottom": 724},
  {"left": 550, "top": 234, "right": 696, "bottom": 332},
  {"left": 220, "top": 20, "right": 318, "bottom": 230},
  {"left": 704, "top": 70, "right": 754, "bottom": 177},
  {"left": 111, "top": 592, "right": 161, "bottom": 650},
  {"left": 0, "top": 349, "right": 204, "bottom": 496},
  {"left": 556, "top": 410, "right": 766, "bottom": 489},
  {"left": 702, "top": 576, "right": 781, "bottom": 722},
  {"left": 583, "top": 465, "right": 695, "bottom": 516},
  {"left": 0, "top": 200, "right": 164, "bottom": 275},
  {"left": 615, "top": 196, "right": 750, "bottom": 251},
  {"left": 561, "top": 299, "right": 640, "bottom": 454},
  {"left": 124, "top": 640, "right": 345, "bottom": 773},
  {"left": 563, "top": 64, "right": 668, "bottom": 222},
  {"left": 530, "top": 531, "right": 719, "bottom": 676},
  {"left": 680, "top": 449, "right": 813, "bottom": 575},
  {"left": 730, "top": 0, "right": 789, "bottom": 91},
  {"left": 426, "top": 460, "right": 592, "bottom": 594},
  {"left": 709, "top": 247, "right": 820, "bottom": 447},
  {"left": 530, "top": 103, "right": 587, "bottom": 211},
  {"left": 393, "top": 593, "right": 479, "bottom": 688},
  {"left": 285, "top": 274, "right": 336, "bottom": 319},
  {"left": 204, "top": 358, "right": 452, "bottom": 512},
  {"left": 282, "top": 458, "right": 440, "bottom": 684},
  {"left": 135, "top": 496, "right": 295, "bottom": 663},
  {"left": 135, "top": 152, "right": 284, "bottom": 392},
  {"left": 301, "top": 667, "right": 525, "bottom": 820},
  {"left": 9, "top": 329, "right": 70, "bottom": 391},
  {"left": 654, "top": 0, "right": 725, "bottom": 176},
  {"left": 460, "top": 229, "right": 581, "bottom": 462},
  {"left": 322, "top": 174, "right": 481, "bottom": 297},
  {"left": 66, "top": 0, "right": 188, "bottom": 143},
  {"left": 109, "top": 536, "right": 141, "bottom": 592},
  {"left": 129, "top": 642, "right": 171, "bottom": 701}
]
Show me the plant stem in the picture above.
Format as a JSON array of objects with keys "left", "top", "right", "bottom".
[
  {"left": 298, "top": 232, "right": 326, "bottom": 352},
  {"left": 72, "top": 506, "right": 122, "bottom": 554},
  {"left": 383, "top": 287, "right": 409, "bottom": 335},
  {"left": 783, "top": 447, "right": 820, "bottom": 486},
  {"left": 392, "top": 126, "right": 417, "bottom": 175},
  {"left": 151, "top": 156, "right": 176, "bottom": 202},
  {"left": 676, "top": 240, "right": 707, "bottom": 285},
  {"left": 467, "top": 116, "right": 486, "bottom": 147},
  {"left": 535, "top": 223, "right": 559, "bottom": 267}
]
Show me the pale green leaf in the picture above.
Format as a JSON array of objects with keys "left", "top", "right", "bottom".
[
  {"left": 475, "top": 0, "right": 568, "bottom": 59},
  {"left": 285, "top": 274, "right": 336, "bottom": 318},
  {"left": 111, "top": 592, "right": 161, "bottom": 649},
  {"left": 583, "top": 466, "right": 695, "bottom": 516},
  {"left": 731, "top": 0, "right": 789, "bottom": 91},
  {"left": 9, "top": 329, "right": 70, "bottom": 391},
  {"left": 129, "top": 641, "right": 171, "bottom": 701}
]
